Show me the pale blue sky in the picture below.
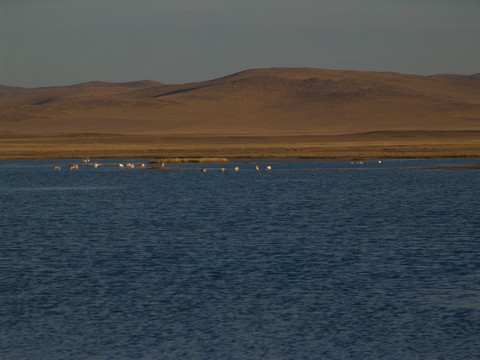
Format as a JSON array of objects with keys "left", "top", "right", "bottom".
[{"left": 1, "top": 0, "right": 479, "bottom": 87}]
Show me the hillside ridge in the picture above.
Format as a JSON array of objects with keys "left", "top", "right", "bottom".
[{"left": 1, "top": 67, "right": 480, "bottom": 136}]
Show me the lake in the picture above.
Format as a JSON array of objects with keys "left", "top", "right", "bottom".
[{"left": 1, "top": 158, "right": 479, "bottom": 359}]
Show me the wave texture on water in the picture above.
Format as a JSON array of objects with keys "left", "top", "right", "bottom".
[{"left": 1, "top": 159, "right": 479, "bottom": 359}]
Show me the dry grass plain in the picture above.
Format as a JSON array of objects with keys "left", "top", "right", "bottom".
[{"left": 1, "top": 68, "right": 480, "bottom": 160}]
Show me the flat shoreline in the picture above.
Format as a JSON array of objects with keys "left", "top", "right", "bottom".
[{"left": 1, "top": 131, "right": 480, "bottom": 160}]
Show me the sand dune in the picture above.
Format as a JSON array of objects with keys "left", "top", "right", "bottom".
[{"left": 1, "top": 68, "right": 480, "bottom": 159}]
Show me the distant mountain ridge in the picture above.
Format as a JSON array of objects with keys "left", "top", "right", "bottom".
[{"left": 1, "top": 67, "right": 480, "bottom": 135}]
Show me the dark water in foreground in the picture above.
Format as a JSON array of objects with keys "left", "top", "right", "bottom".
[{"left": 1, "top": 158, "right": 479, "bottom": 359}]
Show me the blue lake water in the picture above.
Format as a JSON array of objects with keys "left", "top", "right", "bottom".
[{"left": 1, "top": 158, "right": 479, "bottom": 359}]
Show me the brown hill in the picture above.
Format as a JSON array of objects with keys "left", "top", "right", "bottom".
[
  {"left": 1, "top": 68, "right": 480, "bottom": 159},
  {"left": 2, "top": 67, "right": 480, "bottom": 135}
]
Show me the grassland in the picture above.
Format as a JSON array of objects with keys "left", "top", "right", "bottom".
[
  {"left": 1, "top": 131, "right": 479, "bottom": 160},
  {"left": 1, "top": 68, "right": 479, "bottom": 160}
]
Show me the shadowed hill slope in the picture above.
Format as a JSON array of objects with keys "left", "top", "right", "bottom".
[{"left": 1, "top": 68, "right": 480, "bottom": 135}]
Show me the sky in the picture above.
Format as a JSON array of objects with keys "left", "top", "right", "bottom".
[{"left": 1, "top": 0, "right": 479, "bottom": 87}]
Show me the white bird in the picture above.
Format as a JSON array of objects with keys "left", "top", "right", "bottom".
[
  {"left": 54, "top": 166, "right": 61, "bottom": 170},
  {"left": 201, "top": 168, "right": 207, "bottom": 173},
  {"left": 234, "top": 166, "right": 239, "bottom": 172},
  {"left": 220, "top": 168, "right": 225, "bottom": 172},
  {"left": 119, "top": 163, "right": 124, "bottom": 168},
  {"left": 255, "top": 165, "right": 259, "bottom": 171},
  {"left": 266, "top": 165, "right": 272, "bottom": 171},
  {"left": 94, "top": 163, "right": 99, "bottom": 168}
]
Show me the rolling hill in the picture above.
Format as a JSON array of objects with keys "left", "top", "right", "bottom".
[
  {"left": 2, "top": 68, "right": 480, "bottom": 135},
  {"left": 1, "top": 68, "right": 480, "bottom": 159}
]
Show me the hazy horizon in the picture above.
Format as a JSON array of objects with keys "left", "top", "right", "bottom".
[{"left": 1, "top": 0, "right": 479, "bottom": 88}]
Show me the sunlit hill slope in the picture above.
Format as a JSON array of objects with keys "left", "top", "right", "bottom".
[{"left": 2, "top": 68, "right": 480, "bottom": 135}]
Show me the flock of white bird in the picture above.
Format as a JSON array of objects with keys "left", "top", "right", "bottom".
[
  {"left": 200, "top": 165, "right": 271, "bottom": 173},
  {"left": 350, "top": 160, "right": 382, "bottom": 165},
  {"left": 54, "top": 159, "right": 272, "bottom": 172},
  {"left": 54, "top": 158, "right": 384, "bottom": 172}
]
